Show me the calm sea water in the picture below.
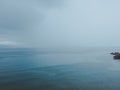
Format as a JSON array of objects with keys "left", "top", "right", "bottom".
[{"left": 0, "top": 47, "right": 120, "bottom": 90}]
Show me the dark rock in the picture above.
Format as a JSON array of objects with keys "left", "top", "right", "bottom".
[
  {"left": 110, "top": 52, "right": 120, "bottom": 59},
  {"left": 114, "top": 54, "right": 120, "bottom": 59},
  {"left": 110, "top": 52, "right": 120, "bottom": 55}
]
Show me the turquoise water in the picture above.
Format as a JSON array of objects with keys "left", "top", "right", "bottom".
[{"left": 0, "top": 48, "right": 120, "bottom": 90}]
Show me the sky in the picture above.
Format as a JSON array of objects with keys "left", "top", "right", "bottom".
[{"left": 0, "top": 0, "right": 120, "bottom": 48}]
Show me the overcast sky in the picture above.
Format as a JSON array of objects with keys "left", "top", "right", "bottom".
[{"left": 0, "top": 0, "right": 120, "bottom": 48}]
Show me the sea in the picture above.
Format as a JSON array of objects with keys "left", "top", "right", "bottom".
[{"left": 0, "top": 47, "right": 120, "bottom": 90}]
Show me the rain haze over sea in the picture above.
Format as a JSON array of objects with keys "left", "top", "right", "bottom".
[{"left": 1, "top": 0, "right": 120, "bottom": 90}]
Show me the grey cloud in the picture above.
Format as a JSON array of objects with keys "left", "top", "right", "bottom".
[
  {"left": 0, "top": 0, "right": 66, "bottom": 47},
  {"left": 37, "top": 0, "right": 64, "bottom": 8},
  {"left": 1, "top": 0, "right": 120, "bottom": 48},
  {"left": 0, "top": 0, "right": 64, "bottom": 31},
  {"left": 0, "top": 1, "right": 39, "bottom": 31}
]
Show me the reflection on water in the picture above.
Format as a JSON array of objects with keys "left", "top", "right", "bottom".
[{"left": 0, "top": 48, "right": 120, "bottom": 90}]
